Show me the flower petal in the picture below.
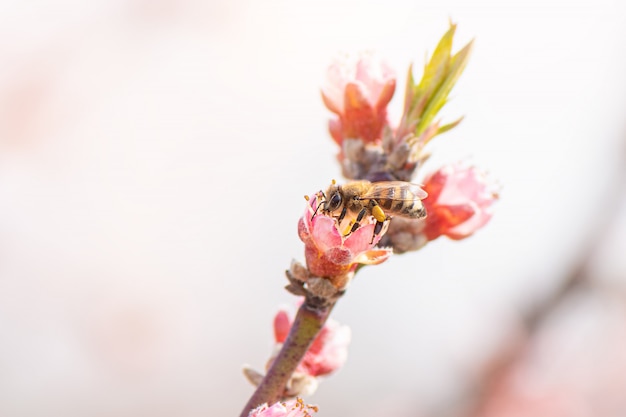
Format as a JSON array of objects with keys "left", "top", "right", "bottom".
[
  {"left": 311, "top": 215, "right": 342, "bottom": 251},
  {"left": 344, "top": 81, "right": 373, "bottom": 111},
  {"left": 353, "top": 248, "right": 393, "bottom": 265},
  {"left": 447, "top": 205, "right": 494, "bottom": 239},
  {"left": 375, "top": 79, "right": 396, "bottom": 110},
  {"left": 328, "top": 118, "right": 343, "bottom": 145},
  {"left": 321, "top": 90, "right": 342, "bottom": 115},
  {"left": 305, "top": 245, "right": 351, "bottom": 278},
  {"left": 343, "top": 223, "right": 378, "bottom": 254},
  {"left": 324, "top": 246, "right": 353, "bottom": 266},
  {"left": 297, "top": 217, "right": 311, "bottom": 243},
  {"left": 273, "top": 309, "right": 291, "bottom": 344},
  {"left": 421, "top": 163, "right": 498, "bottom": 241},
  {"left": 355, "top": 53, "right": 396, "bottom": 106}
]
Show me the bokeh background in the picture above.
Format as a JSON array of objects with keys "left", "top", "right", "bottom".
[{"left": 1, "top": 0, "right": 626, "bottom": 416}]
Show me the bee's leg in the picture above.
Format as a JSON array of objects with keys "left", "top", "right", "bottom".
[
  {"left": 370, "top": 218, "right": 393, "bottom": 244},
  {"left": 372, "top": 220, "right": 384, "bottom": 243},
  {"left": 344, "top": 208, "right": 367, "bottom": 236},
  {"left": 310, "top": 190, "right": 327, "bottom": 220},
  {"left": 369, "top": 200, "right": 389, "bottom": 244},
  {"left": 310, "top": 201, "right": 323, "bottom": 220},
  {"left": 337, "top": 206, "right": 348, "bottom": 225}
]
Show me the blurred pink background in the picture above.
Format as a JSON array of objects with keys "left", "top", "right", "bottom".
[{"left": 1, "top": 1, "right": 626, "bottom": 416}]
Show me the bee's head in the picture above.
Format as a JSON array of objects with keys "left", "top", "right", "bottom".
[{"left": 322, "top": 180, "right": 343, "bottom": 214}]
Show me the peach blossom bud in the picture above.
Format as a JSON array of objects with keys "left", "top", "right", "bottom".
[
  {"left": 321, "top": 52, "right": 396, "bottom": 145},
  {"left": 271, "top": 306, "right": 351, "bottom": 378},
  {"left": 298, "top": 193, "right": 392, "bottom": 287},
  {"left": 422, "top": 163, "right": 498, "bottom": 241}
]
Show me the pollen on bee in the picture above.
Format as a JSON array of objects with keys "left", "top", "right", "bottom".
[
  {"left": 342, "top": 222, "right": 354, "bottom": 236},
  {"left": 304, "top": 195, "right": 310, "bottom": 201},
  {"left": 331, "top": 179, "right": 336, "bottom": 185},
  {"left": 372, "top": 205, "right": 387, "bottom": 222}
]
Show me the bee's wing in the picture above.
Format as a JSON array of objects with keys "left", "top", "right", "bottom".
[{"left": 362, "top": 181, "right": 428, "bottom": 200}]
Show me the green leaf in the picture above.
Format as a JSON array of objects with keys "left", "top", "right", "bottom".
[
  {"left": 416, "top": 39, "right": 473, "bottom": 135},
  {"left": 417, "top": 23, "right": 456, "bottom": 94},
  {"left": 402, "top": 64, "right": 416, "bottom": 117},
  {"left": 397, "top": 23, "right": 473, "bottom": 145},
  {"left": 436, "top": 116, "right": 465, "bottom": 136}
]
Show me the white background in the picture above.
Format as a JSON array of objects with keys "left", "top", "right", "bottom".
[{"left": 0, "top": 0, "right": 625, "bottom": 416}]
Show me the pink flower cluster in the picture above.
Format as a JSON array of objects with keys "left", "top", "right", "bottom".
[
  {"left": 319, "top": 49, "right": 498, "bottom": 246},
  {"left": 421, "top": 163, "right": 498, "bottom": 241},
  {"left": 298, "top": 193, "right": 392, "bottom": 286},
  {"left": 321, "top": 52, "right": 396, "bottom": 145},
  {"left": 242, "top": 28, "right": 501, "bottom": 417},
  {"left": 273, "top": 307, "right": 351, "bottom": 378}
]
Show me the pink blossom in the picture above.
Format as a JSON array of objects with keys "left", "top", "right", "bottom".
[
  {"left": 298, "top": 193, "right": 392, "bottom": 286},
  {"left": 421, "top": 163, "right": 498, "bottom": 241},
  {"left": 249, "top": 398, "right": 318, "bottom": 417},
  {"left": 321, "top": 52, "right": 396, "bottom": 145},
  {"left": 273, "top": 307, "right": 351, "bottom": 378}
]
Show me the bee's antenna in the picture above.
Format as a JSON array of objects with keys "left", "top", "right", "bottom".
[
  {"left": 310, "top": 200, "right": 324, "bottom": 220},
  {"left": 310, "top": 190, "right": 326, "bottom": 220}
]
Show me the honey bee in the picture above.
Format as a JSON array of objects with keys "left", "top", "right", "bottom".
[{"left": 313, "top": 180, "right": 428, "bottom": 242}]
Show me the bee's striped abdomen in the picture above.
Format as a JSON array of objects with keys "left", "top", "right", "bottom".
[
  {"left": 401, "top": 198, "right": 426, "bottom": 219},
  {"left": 377, "top": 186, "right": 426, "bottom": 219}
]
